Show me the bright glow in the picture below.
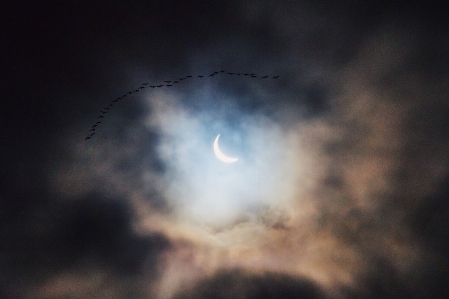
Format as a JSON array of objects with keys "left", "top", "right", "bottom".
[
  {"left": 213, "top": 134, "right": 238, "bottom": 163},
  {"left": 145, "top": 94, "right": 296, "bottom": 226}
]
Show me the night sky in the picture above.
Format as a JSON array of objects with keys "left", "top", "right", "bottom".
[{"left": 2, "top": 1, "right": 449, "bottom": 298}]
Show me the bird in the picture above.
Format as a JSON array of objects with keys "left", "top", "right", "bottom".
[
  {"left": 112, "top": 100, "right": 118, "bottom": 102},
  {"left": 243, "top": 74, "right": 249, "bottom": 76},
  {"left": 96, "top": 121, "right": 101, "bottom": 124},
  {"left": 179, "top": 78, "right": 185, "bottom": 80},
  {"left": 186, "top": 75, "right": 192, "bottom": 78},
  {"left": 90, "top": 133, "right": 95, "bottom": 137},
  {"left": 90, "top": 129, "right": 95, "bottom": 132},
  {"left": 127, "top": 92, "right": 132, "bottom": 94},
  {"left": 164, "top": 81, "right": 171, "bottom": 83},
  {"left": 98, "top": 116, "right": 104, "bottom": 118},
  {"left": 85, "top": 136, "right": 91, "bottom": 140},
  {"left": 92, "top": 124, "right": 98, "bottom": 127},
  {"left": 273, "top": 76, "right": 279, "bottom": 79},
  {"left": 105, "top": 107, "right": 110, "bottom": 110},
  {"left": 157, "top": 85, "right": 163, "bottom": 87},
  {"left": 209, "top": 74, "right": 214, "bottom": 76},
  {"left": 173, "top": 81, "right": 179, "bottom": 83},
  {"left": 251, "top": 75, "right": 257, "bottom": 78},
  {"left": 100, "top": 111, "right": 107, "bottom": 114},
  {"left": 262, "top": 76, "right": 268, "bottom": 78},
  {"left": 166, "top": 84, "right": 173, "bottom": 86},
  {"left": 143, "top": 83, "right": 148, "bottom": 85},
  {"left": 139, "top": 86, "right": 145, "bottom": 89},
  {"left": 150, "top": 86, "right": 156, "bottom": 88},
  {"left": 220, "top": 70, "right": 225, "bottom": 72},
  {"left": 198, "top": 75, "right": 203, "bottom": 78}
]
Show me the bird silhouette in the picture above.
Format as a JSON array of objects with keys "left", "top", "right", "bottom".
[
  {"left": 86, "top": 71, "right": 280, "bottom": 140},
  {"left": 90, "top": 133, "right": 95, "bottom": 136}
]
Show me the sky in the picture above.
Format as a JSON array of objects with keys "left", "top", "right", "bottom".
[{"left": 2, "top": 1, "right": 449, "bottom": 298}]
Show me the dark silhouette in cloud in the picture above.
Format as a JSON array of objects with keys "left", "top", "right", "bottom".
[{"left": 173, "top": 270, "right": 326, "bottom": 299}]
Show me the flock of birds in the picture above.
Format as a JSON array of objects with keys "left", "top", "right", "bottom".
[{"left": 85, "top": 70, "right": 279, "bottom": 140}]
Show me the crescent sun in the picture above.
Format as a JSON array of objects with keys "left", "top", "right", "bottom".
[{"left": 213, "top": 134, "right": 238, "bottom": 163}]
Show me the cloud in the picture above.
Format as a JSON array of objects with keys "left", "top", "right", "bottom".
[
  {"left": 172, "top": 269, "right": 325, "bottom": 299},
  {"left": 1, "top": 191, "right": 171, "bottom": 299},
  {"left": 4, "top": 1, "right": 448, "bottom": 298}
]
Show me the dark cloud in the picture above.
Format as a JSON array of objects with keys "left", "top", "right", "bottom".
[
  {"left": 0, "top": 186, "right": 170, "bottom": 298},
  {"left": 173, "top": 269, "right": 325, "bottom": 299}
]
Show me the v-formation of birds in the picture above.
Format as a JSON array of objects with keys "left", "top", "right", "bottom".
[{"left": 85, "top": 70, "right": 279, "bottom": 140}]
